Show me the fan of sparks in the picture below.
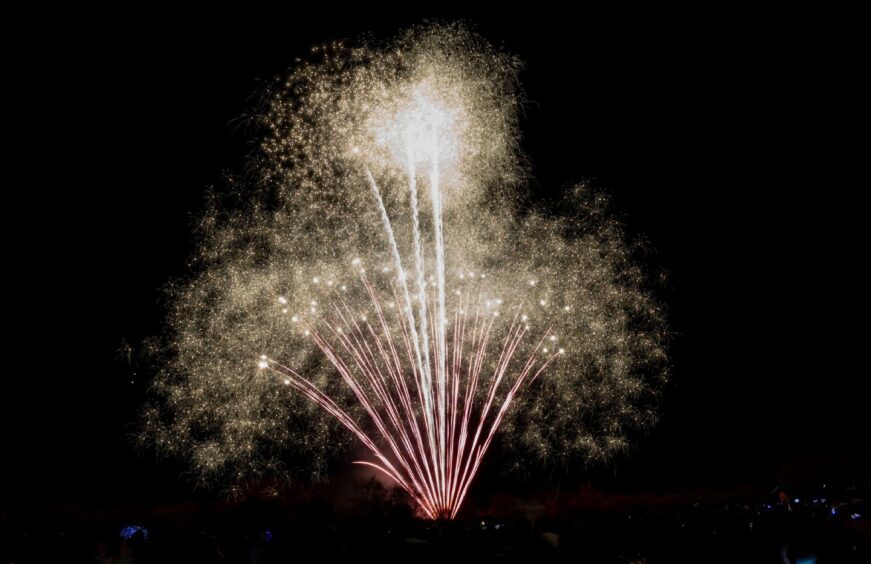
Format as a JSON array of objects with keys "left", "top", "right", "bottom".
[{"left": 143, "top": 25, "right": 669, "bottom": 519}]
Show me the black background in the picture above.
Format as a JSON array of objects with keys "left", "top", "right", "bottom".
[{"left": 4, "top": 9, "right": 865, "bottom": 508}]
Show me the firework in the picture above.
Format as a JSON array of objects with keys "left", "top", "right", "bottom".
[{"left": 143, "top": 24, "right": 669, "bottom": 519}]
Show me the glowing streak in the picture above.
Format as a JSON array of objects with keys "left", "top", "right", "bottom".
[
  {"left": 406, "top": 154, "right": 435, "bottom": 428},
  {"left": 365, "top": 167, "right": 439, "bottom": 492},
  {"left": 364, "top": 168, "right": 427, "bottom": 389},
  {"left": 428, "top": 127, "right": 449, "bottom": 503}
]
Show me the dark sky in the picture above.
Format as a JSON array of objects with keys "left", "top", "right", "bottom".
[{"left": 4, "top": 10, "right": 864, "bottom": 507}]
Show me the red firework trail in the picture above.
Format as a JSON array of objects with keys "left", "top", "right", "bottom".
[{"left": 264, "top": 275, "right": 557, "bottom": 519}]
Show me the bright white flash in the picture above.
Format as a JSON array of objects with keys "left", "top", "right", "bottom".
[{"left": 375, "top": 81, "right": 460, "bottom": 167}]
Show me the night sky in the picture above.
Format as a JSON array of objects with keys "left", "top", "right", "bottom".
[{"left": 5, "top": 11, "right": 864, "bottom": 508}]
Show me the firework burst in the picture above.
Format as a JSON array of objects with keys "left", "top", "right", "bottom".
[{"left": 142, "top": 24, "right": 669, "bottom": 519}]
